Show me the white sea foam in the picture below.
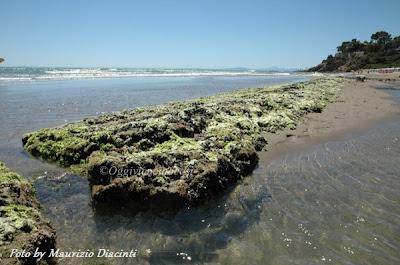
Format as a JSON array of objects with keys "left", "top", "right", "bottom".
[{"left": 0, "top": 67, "right": 300, "bottom": 82}]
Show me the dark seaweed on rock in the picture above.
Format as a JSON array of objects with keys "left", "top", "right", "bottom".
[
  {"left": 0, "top": 162, "right": 56, "bottom": 265},
  {"left": 22, "top": 78, "right": 343, "bottom": 209}
]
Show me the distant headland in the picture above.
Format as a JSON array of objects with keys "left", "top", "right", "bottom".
[{"left": 309, "top": 31, "right": 400, "bottom": 72}]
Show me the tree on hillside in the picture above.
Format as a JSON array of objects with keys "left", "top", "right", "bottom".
[
  {"left": 337, "top": 39, "right": 364, "bottom": 53},
  {"left": 308, "top": 31, "right": 400, "bottom": 72},
  {"left": 392, "top": 36, "right": 400, "bottom": 49},
  {"left": 371, "top": 31, "right": 392, "bottom": 45}
]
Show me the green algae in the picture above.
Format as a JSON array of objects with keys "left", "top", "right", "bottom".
[
  {"left": 22, "top": 78, "right": 344, "bottom": 207},
  {"left": 152, "top": 134, "right": 200, "bottom": 152},
  {"left": 0, "top": 162, "right": 24, "bottom": 184},
  {"left": 0, "top": 162, "right": 56, "bottom": 265},
  {"left": 0, "top": 204, "right": 39, "bottom": 232}
]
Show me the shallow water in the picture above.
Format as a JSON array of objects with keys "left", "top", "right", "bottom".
[{"left": 1, "top": 77, "right": 399, "bottom": 265}]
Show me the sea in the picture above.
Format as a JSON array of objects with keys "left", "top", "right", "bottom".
[
  {"left": 0, "top": 67, "right": 399, "bottom": 265},
  {"left": 0, "top": 67, "right": 301, "bottom": 81}
]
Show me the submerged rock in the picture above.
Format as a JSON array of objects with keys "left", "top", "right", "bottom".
[
  {"left": 0, "top": 162, "right": 56, "bottom": 265},
  {"left": 22, "top": 78, "right": 343, "bottom": 210}
]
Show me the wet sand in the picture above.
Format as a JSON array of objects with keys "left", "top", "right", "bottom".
[{"left": 261, "top": 79, "right": 400, "bottom": 161}]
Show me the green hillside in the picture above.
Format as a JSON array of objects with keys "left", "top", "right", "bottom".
[{"left": 309, "top": 31, "right": 400, "bottom": 72}]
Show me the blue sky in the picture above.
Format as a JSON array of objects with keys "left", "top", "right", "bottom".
[{"left": 0, "top": 0, "right": 399, "bottom": 69}]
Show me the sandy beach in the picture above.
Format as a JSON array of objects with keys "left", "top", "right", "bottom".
[
  {"left": 359, "top": 69, "right": 400, "bottom": 82},
  {"left": 261, "top": 78, "right": 400, "bottom": 161}
]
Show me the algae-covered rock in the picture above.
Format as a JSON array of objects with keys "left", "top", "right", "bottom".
[
  {"left": 22, "top": 78, "right": 343, "bottom": 209},
  {"left": 0, "top": 162, "right": 56, "bottom": 265}
]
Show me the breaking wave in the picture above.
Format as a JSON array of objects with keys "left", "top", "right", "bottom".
[{"left": 0, "top": 67, "right": 296, "bottom": 82}]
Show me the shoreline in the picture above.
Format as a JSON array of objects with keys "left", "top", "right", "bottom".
[
  {"left": 260, "top": 79, "right": 400, "bottom": 162},
  {"left": 17, "top": 77, "right": 400, "bottom": 213},
  {"left": 21, "top": 78, "right": 343, "bottom": 210}
]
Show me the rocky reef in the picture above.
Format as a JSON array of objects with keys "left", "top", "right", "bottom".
[
  {"left": 0, "top": 162, "right": 56, "bottom": 265},
  {"left": 22, "top": 78, "right": 343, "bottom": 210}
]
